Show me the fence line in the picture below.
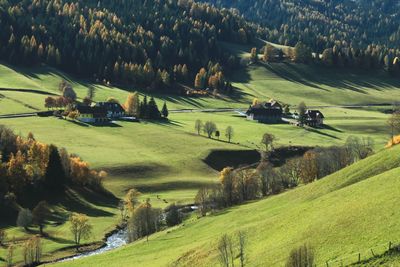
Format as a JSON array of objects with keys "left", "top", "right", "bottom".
[{"left": 325, "top": 240, "right": 398, "bottom": 266}]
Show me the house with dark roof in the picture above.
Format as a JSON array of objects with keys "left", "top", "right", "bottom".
[
  {"left": 305, "top": 110, "right": 324, "bottom": 127},
  {"left": 95, "top": 102, "right": 126, "bottom": 119},
  {"left": 246, "top": 100, "right": 283, "bottom": 123},
  {"left": 76, "top": 105, "right": 109, "bottom": 123}
]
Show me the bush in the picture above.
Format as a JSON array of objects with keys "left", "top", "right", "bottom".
[
  {"left": 165, "top": 204, "right": 182, "bottom": 227},
  {"left": 286, "top": 244, "right": 315, "bottom": 267},
  {"left": 17, "top": 208, "right": 33, "bottom": 230}
]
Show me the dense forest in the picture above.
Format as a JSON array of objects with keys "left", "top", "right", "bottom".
[
  {"left": 203, "top": 0, "right": 400, "bottom": 71},
  {"left": 0, "top": 0, "right": 257, "bottom": 90},
  {"left": 202, "top": 0, "right": 400, "bottom": 51}
]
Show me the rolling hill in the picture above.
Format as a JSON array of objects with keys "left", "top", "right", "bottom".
[{"left": 54, "top": 141, "right": 400, "bottom": 267}]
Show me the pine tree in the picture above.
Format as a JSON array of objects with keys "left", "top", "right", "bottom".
[
  {"left": 44, "top": 145, "right": 66, "bottom": 191},
  {"left": 161, "top": 102, "right": 169, "bottom": 118},
  {"left": 140, "top": 95, "right": 148, "bottom": 119},
  {"left": 147, "top": 97, "right": 161, "bottom": 119}
]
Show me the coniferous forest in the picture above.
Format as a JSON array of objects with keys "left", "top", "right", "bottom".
[{"left": 0, "top": 0, "right": 256, "bottom": 90}]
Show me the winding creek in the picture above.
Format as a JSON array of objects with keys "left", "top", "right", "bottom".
[{"left": 57, "top": 229, "right": 128, "bottom": 263}]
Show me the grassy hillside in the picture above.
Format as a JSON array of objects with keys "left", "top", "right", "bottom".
[
  {"left": 0, "top": 61, "right": 397, "bottom": 265},
  {"left": 54, "top": 145, "right": 400, "bottom": 267}
]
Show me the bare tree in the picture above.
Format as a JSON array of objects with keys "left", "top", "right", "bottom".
[
  {"left": 195, "top": 119, "right": 203, "bottom": 135},
  {"left": 218, "top": 234, "right": 234, "bottom": 267},
  {"left": 286, "top": 244, "right": 315, "bottom": 267},
  {"left": 195, "top": 187, "right": 210, "bottom": 216},
  {"left": 237, "top": 231, "right": 246, "bottom": 267},
  {"left": 225, "top": 126, "right": 234, "bottom": 143}
]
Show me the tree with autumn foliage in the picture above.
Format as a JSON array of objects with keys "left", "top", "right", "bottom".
[
  {"left": 69, "top": 213, "right": 93, "bottom": 251},
  {"left": 219, "top": 167, "right": 235, "bottom": 206},
  {"left": 124, "top": 188, "right": 141, "bottom": 215},
  {"left": 124, "top": 93, "right": 140, "bottom": 117}
]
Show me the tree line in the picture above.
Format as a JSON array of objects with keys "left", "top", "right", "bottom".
[
  {"left": 195, "top": 133, "right": 374, "bottom": 215},
  {"left": 194, "top": 119, "right": 234, "bottom": 142}
]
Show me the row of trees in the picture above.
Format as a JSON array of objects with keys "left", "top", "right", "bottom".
[
  {"left": 124, "top": 93, "right": 169, "bottom": 120},
  {"left": 119, "top": 188, "right": 183, "bottom": 243},
  {"left": 194, "top": 120, "right": 234, "bottom": 142}
]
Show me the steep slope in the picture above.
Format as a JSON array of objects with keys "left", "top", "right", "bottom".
[{"left": 55, "top": 145, "right": 400, "bottom": 266}]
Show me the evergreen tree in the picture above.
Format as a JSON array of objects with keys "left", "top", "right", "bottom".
[
  {"left": 147, "top": 97, "right": 161, "bottom": 119},
  {"left": 161, "top": 102, "right": 169, "bottom": 118},
  {"left": 44, "top": 145, "right": 66, "bottom": 191}
]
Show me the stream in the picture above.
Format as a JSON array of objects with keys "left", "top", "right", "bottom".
[{"left": 58, "top": 229, "right": 128, "bottom": 263}]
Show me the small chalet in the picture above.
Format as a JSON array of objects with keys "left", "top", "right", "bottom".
[
  {"left": 76, "top": 105, "right": 108, "bottom": 123},
  {"left": 246, "top": 100, "right": 283, "bottom": 123},
  {"left": 305, "top": 110, "right": 324, "bottom": 127},
  {"left": 95, "top": 102, "right": 125, "bottom": 119}
]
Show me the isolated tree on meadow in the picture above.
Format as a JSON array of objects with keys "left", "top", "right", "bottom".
[
  {"left": 204, "top": 121, "right": 217, "bottom": 138},
  {"left": 17, "top": 208, "right": 33, "bottom": 231},
  {"left": 218, "top": 234, "right": 235, "bottom": 267},
  {"left": 87, "top": 85, "right": 95, "bottom": 100},
  {"left": 69, "top": 213, "right": 93, "bottom": 251},
  {"left": 298, "top": 102, "right": 307, "bottom": 126},
  {"left": 195, "top": 119, "right": 203, "bottom": 135},
  {"left": 32, "top": 201, "right": 50, "bottom": 235},
  {"left": 161, "top": 102, "right": 169, "bottom": 118},
  {"left": 225, "top": 126, "right": 234, "bottom": 143},
  {"left": 215, "top": 130, "right": 220, "bottom": 140},
  {"left": 238, "top": 231, "right": 247, "bottom": 267},
  {"left": 261, "top": 133, "right": 276, "bottom": 156}
]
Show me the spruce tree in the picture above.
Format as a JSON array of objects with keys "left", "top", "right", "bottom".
[
  {"left": 148, "top": 97, "right": 161, "bottom": 119},
  {"left": 44, "top": 145, "right": 66, "bottom": 191},
  {"left": 161, "top": 102, "right": 169, "bottom": 118}
]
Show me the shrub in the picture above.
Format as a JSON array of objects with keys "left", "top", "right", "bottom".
[
  {"left": 17, "top": 208, "right": 33, "bottom": 231},
  {"left": 165, "top": 204, "right": 182, "bottom": 227}
]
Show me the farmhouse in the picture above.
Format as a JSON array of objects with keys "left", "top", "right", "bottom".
[
  {"left": 305, "top": 110, "right": 324, "bottom": 127},
  {"left": 246, "top": 100, "right": 283, "bottom": 123},
  {"left": 95, "top": 102, "right": 125, "bottom": 119},
  {"left": 76, "top": 105, "right": 109, "bottom": 123}
]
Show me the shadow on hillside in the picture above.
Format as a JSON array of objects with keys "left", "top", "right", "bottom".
[
  {"left": 321, "top": 124, "right": 343, "bottom": 133},
  {"left": 104, "top": 163, "right": 172, "bottom": 180},
  {"left": 306, "top": 127, "right": 340, "bottom": 139},
  {"left": 231, "top": 62, "right": 400, "bottom": 95},
  {"left": 135, "top": 181, "right": 214, "bottom": 193}
]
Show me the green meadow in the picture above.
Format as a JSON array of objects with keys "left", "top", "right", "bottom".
[
  {"left": 55, "top": 145, "right": 400, "bottom": 267},
  {"left": 0, "top": 60, "right": 398, "bottom": 265}
]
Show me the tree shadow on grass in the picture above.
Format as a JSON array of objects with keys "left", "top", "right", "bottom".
[
  {"left": 305, "top": 127, "right": 340, "bottom": 140},
  {"left": 56, "top": 187, "right": 115, "bottom": 218},
  {"left": 320, "top": 124, "right": 343, "bottom": 133}
]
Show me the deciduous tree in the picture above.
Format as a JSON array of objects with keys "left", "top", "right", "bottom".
[{"left": 69, "top": 213, "right": 93, "bottom": 251}]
